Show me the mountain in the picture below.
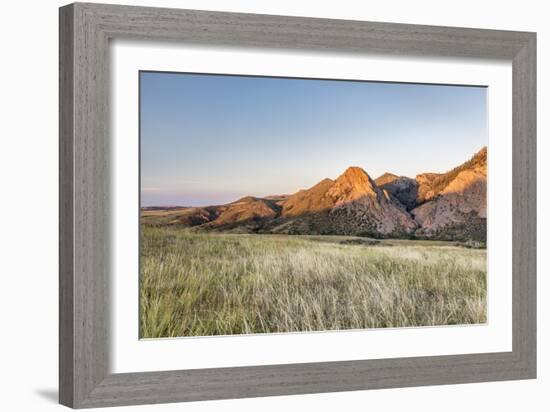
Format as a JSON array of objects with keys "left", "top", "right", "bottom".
[
  {"left": 269, "top": 167, "right": 416, "bottom": 236},
  {"left": 140, "top": 147, "right": 487, "bottom": 241},
  {"left": 411, "top": 147, "right": 487, "bottom": 241},
  {"left": 324, "top": 167, "right": 416, "bottom": 235}
]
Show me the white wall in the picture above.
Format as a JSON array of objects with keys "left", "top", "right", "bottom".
[{"left": 0, "top": 1, "right": 546, "bottom": 411}]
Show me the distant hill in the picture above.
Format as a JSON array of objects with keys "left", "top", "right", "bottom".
[
  {"left": 202, "top": 196, "right": 280, "bottom": 232},
  {"left": 141, "top": 147, "right": 487, "bottom": 241}
]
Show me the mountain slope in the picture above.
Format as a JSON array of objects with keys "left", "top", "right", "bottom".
[
  {"left": 266, "top": 167, "right": 416, "bottom": 236},
  {"left": 375, "top": 174, "right": 418, "bottom": 211},
  {"left": 374, "top": 172, "right": 399, "bottom": 187},
  {"left": 325, "top": 167, "right": 416, "bottom": 235},
  {"left": 411, "top": 147, "right": 487, "bottom": 241},
  {"left": 281, "top": 178, "right": 335, "bottom": 217},
  {"left": 203, "top": 196, "right": 280, "bottom": 231},
  {"left": 416, "top": 147, "right": 487, "bottom": 203}
]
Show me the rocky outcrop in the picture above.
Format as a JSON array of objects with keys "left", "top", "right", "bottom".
[
  {"left": 269, "top": 167, "right": 416, "bottom": 236},
  {"left": 375, "top": 174, "right": 419, "bottom": 211},
  {"left": 412, "top": 174, "right": 486, "bottom": 239}
]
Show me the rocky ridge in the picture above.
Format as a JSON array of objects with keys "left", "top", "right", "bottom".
[{"left": 141, "top": 147, "right": 488, "bottom": 241}]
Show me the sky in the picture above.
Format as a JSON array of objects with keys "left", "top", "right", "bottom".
[{"left": 140, "top": 71, "right": 487, "bottom": 207}]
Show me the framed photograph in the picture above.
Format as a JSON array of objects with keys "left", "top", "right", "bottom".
[{"left": 59, "top": 2, "right": 536, "bottom": 408}]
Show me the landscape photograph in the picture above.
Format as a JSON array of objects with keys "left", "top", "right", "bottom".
[{"left": 139, "top": 72, "right": 488, "bottom": 338}]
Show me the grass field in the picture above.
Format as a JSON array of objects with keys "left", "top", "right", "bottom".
[{"left": 140, "top": 226, "right": 486, "bottom": 338}]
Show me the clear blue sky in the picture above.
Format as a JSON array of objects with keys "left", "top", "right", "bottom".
[{"left": 140, "top": 71, "right": 486, "bottom": 207}]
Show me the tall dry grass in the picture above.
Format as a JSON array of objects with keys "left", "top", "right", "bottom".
[{"left": 140, "top": 226, "right": 486, "bottom": 338}]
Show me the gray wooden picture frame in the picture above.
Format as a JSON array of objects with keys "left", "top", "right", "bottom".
[{"left": 59, "top": 2, "right": 536, "bottom": 409}]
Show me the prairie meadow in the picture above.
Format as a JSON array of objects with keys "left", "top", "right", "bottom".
[{"left": 140, "top": 226, "right": 486, "bottom": 338}]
